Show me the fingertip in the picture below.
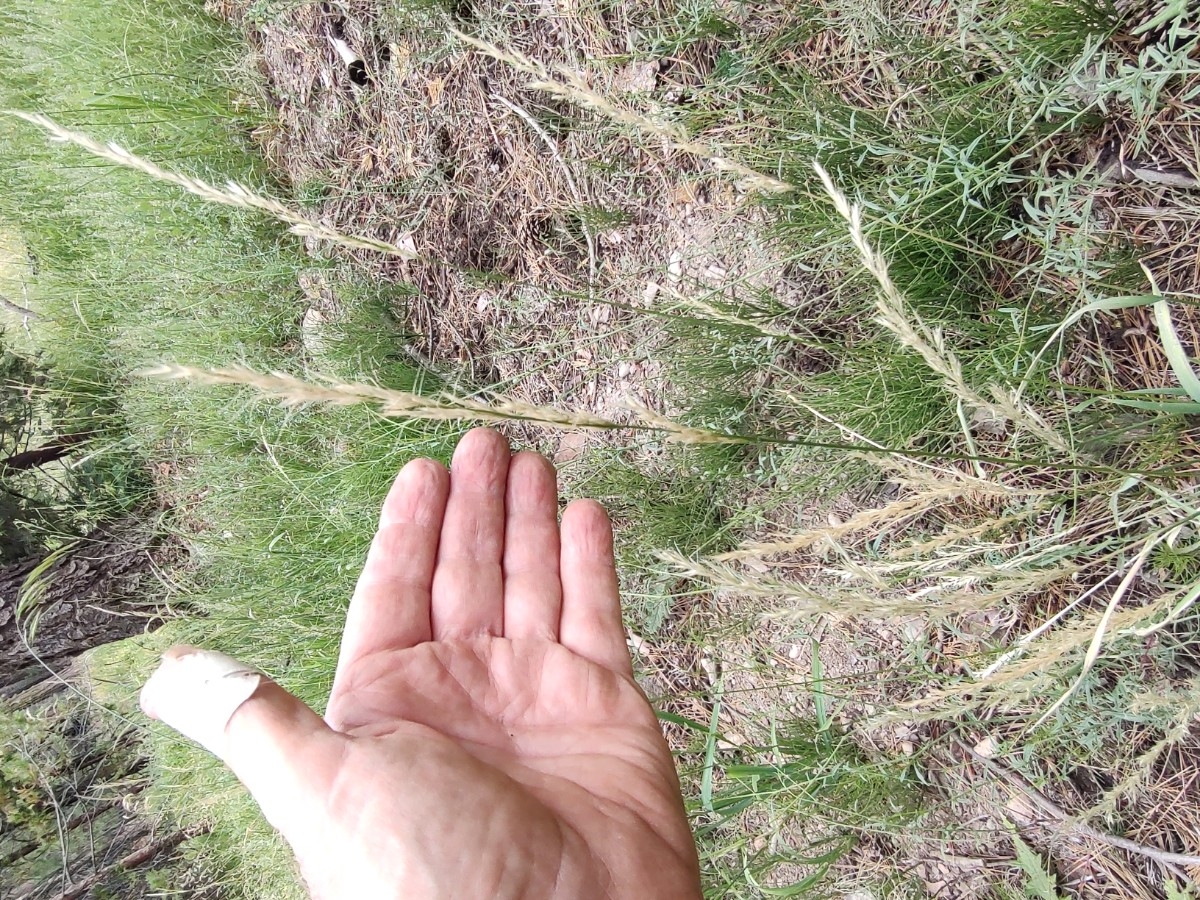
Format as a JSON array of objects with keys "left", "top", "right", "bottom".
[
  {"left": 510, "top": 448, "right": 556, "bottom": 477},
  {"left": 561, "top": 499, "right": 615, "bottom": 560},
  {"left": 507, "top": 451, "right": 558, "bottom": 507},
  {"left": 140, "top": 644, "right": 197, "bottom": 719},
  {"left": 381, "top": 457, "right": 449, "bottom": 528},
  {"left": 452, "top": 427, "right": 511, "bottom": 468},
  {"left": 397, "top": 455, "right": 448, "bottom": 482}
]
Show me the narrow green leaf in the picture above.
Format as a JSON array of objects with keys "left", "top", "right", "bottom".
[
  {"left": 16, "top": 541, "right": 79, "bottom": 641},
  {"left": 1154, "top": 299, "right": 1200, "bottom": 404},
  {"left": 655, "top": 710, "right": 711, "bottom": 733},
  {"left": 1109, "top": 398, "right": 1200, "bottom": 414},
  {"left": 1020, "top": 295, "right": 1157, "bottom": 397},
  {"left": 1110, "top": 475, "right": 1142, "bottom": 527},
  {"left": 747, "top": 842, "right": 849, "bottom": 896},
  {"left": 1132, "top": 0, "right": 1188, "bottom": 35},
  {"left": 701, "top": 678, "right": 723, "bottom": 813},
  {"left": 811, "top": 638, "right": 829, "bottom": 735},
  {"left": 1137, "top": 581, "right": 1200, "bottom": 637},
  {"left": 1073, "top": 386, "right": 1200, "bottom": 414}
]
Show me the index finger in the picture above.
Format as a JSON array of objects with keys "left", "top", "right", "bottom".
[{"left": 329, "top": 458, "right": 449, "bottom": 701}]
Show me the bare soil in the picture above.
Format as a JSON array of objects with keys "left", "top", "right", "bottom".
[{"left": 211, "top": 0, "right": 763, "bottom": 432}]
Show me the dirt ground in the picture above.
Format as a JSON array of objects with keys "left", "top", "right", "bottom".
[{"left": 203, "top": 1, "right": 1200, "bottom": 896}]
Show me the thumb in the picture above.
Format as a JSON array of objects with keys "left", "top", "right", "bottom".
[{"left": 141, "top": 645, "right": 344, "bottom": 846}]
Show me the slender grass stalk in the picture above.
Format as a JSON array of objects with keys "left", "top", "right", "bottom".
[
  {"left": 1087, "top": 687, "right": 1200, "bottom": 820},
  {"left": 144, "top": 364, "right": 749, "bottom": 444},
  {"left": 661, "top": 281, "right": 801, "bottom": 341},
  {"left": 140, "top": 366, "right": 1149, "bottom": 474},
  {"left": 6, "top": 112, "right": 420, "bottom": 261},
  {"left": 143, "top": 363, "right": 624, "bottom": 431},
  {"left": 449, "top": 28, "right": 794, "bottom": 194}
]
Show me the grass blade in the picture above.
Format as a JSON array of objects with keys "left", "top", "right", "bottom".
[
  {"left": 810, "top": 639, "right": 830, "bottom": 737},
  {"left": 701, "top": 677, "right": 723, "bottom": 814},
  {"left": 1153, "top": 298, "right": 1200, "bottom": 404},
  {"left": 1019, "top": 294, "right": 1158, "bottom": 400},
  {"left": 1132, "top": 0, "right": 1189, "bottom": 36},
  {"left": 1108, "top": 397, "right": 1200, "bottom": 414}
]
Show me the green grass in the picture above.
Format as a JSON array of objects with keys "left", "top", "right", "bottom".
[
  {"left": 0, "top": 2, "right": 460, "bottom": 894},
  {"left": 4, "top": 0, "right": 1200, "bottom": 896},
  {"left": 691, "top": 719, "right": 923, "bottom": 897}
]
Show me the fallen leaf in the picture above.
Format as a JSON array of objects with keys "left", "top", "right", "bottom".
[{"left": 973, "top": 735, "right": 998, "bottom": 758}]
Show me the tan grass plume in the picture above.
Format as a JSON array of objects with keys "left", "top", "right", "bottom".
[
  {"left": 450, "top": 29, "right": 793, "bottom": 195},
  {"left": 142, "top": 364, "right": 754, "bottom": 445},
  {"left": 9, "top": 112, "right": 419, "bottom": 261},
  {"left": 812, "top": 162, "right": 1069, "bottom": 453}
]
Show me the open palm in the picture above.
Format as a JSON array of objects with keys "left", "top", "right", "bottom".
[{"left": 143, "top": 429, "right": 701, "bottom": 899}]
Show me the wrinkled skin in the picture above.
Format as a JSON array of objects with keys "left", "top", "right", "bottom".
[{"left": 150, "top": 429, "right": 701, "bottom": 899}]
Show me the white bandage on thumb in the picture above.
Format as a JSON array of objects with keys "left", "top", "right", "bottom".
[
  {"left": 140, "top": 645, "right": 341, "bottom": 850},
  {"left": 140, "top": 645, "right": 263, "bottom": 761}
]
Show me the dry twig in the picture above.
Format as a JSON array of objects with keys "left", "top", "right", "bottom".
[{"left": 957, "top": 737, "right": 1200, "bottom": 870}]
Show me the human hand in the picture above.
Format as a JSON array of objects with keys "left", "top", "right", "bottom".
[{"left": 141, "top": 428, "right": 702, "bottom": 899}]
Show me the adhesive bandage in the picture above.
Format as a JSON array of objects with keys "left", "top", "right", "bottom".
[{"left": 140, "top": 646, "right": 264, "bottom": 760}]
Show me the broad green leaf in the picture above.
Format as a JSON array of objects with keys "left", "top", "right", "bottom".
[{"left": 1011, "top": 832, "right": 1062, "bottom": 900}]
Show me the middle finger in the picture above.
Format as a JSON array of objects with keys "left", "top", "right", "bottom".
[{"left": 430, "top": 428, "right": 509, "bottom": 638}]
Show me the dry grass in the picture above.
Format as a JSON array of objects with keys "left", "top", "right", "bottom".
[
  {"left": 7, "top": 111, "right": 419, "bottom": 261},
  {"left": 205, "top": 0, "right": 716, "bottom": 428},
  {"left": 144, "top": 363, "right": 759, "bottom": 445},
  {"left": 449, "top": 28, "right": 795, "bottom": 194}
]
